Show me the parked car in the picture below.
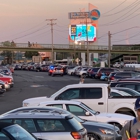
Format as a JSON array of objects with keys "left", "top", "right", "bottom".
[
  {"left": 112, "top": 87, "right": 140, "bottom": 96},
  {"left": 0, "top": 122, "right": 39, "bottom": 140},
  {"left": 95, "top": 68, "right": 119, "bottom": 79},
  {"left": 0, "top": 111, "right": 87, "bottom": 140},
  {"left": 1, "top": 106, "right": 122, "bottom": 140},
  {"left": 67, "top": 66, "right": 80, "bottom": 76},
  {"left": 38, "top": 100, "right": 133, "bottom": 129},
  {"left": 88, "top": 67, "right": 100, "bottom": 78},
  {"left": 100, "top": 73, "right": 108, "bottom": 81},
  {"left": 23, "top": 83, "right": 139, "bottom": 117},
  {"left": 108, "top": 71, "right": 139, "bottom": 83}
]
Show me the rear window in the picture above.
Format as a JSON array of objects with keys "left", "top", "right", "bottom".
[{"left": 68, "top": 118, "right": 83, "bottom": 131}]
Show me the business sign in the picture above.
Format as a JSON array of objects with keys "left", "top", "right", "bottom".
[
  {"left": 90, "top": 9, "right": 100, "bottom": 20},
  {"left": 68, "top": 12, "right": 89, "bottom": 19},
  {"left": 69, "top": 24, "right": 96, "bottom": 42}
]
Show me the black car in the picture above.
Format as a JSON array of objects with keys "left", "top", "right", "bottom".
[
  {"left": 1, "top": 107, "right": 122, "bottom": 140},
  {"left": 0, "top": 122, "right": 39, "bottom": 140}
]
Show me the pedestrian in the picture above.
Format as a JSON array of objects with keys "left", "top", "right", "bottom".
[
  {"left": 120, "top": 97, "right": 140, "bottom": 140},
  {"left": 79, "top": 75, "right": 84, "bottom": 84}
]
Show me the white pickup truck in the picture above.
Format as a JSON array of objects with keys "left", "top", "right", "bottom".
[{"left": 23, "top": 83, "right": 138, "bottom": 117}]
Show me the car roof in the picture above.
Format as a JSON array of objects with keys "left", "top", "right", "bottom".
[
  {"left": 0, "top": 112, "right": 70, "bottom": 119},
  {"left": 39, "top": 100, "right": 81, "bottom": 106},
  {"left": 64, "top": 83, "right": 109, "bottom": 88}
]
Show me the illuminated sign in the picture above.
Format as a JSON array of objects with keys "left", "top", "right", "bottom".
[
  {"left": 90, "top": 9, "right": 100, "bottom": 20},
  {"left": 68, "top": 12, "right": 89, "bottom": 19},
  {"left": 69, "top": 24, "right": 96, "bottom": 42}
]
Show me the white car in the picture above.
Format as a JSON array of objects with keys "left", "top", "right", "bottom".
[
  {"left": 38, "top": 100, "right": 134, "bottom": 128},
  {"left": 67, "top": 66, "right": 80, "bottom": 75}
]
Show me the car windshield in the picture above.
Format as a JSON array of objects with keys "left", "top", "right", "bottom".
[
  {"left": 4, "top": 125, "right": 36, "bottom": 140},
  {"left": 80, "top": 102, "right": 96, "bottom": 115}
]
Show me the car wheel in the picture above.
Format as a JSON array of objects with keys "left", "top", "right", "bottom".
[
  {"left": 61, "top": 74, "right": 63, "bottom": 76},
  {"left": 52, "top": 74, "right": 54, "bottom": 77},
  {"left": 71, "top": 72, "right": 74, "bottom": 76},
  {"left": 109, "top": 122, "right": 122, "bottom": 130},
  {"left": 87, "top": 133, "right": 101, "bottom": 140}
]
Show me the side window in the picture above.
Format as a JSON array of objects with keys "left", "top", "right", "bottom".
[
  {"left": 124, "top": 84, "right": 135, "bottom": 90},
  {"left": 0, "top": 119, "right": 12, "bottom": 123},
  {"left": 36, "top": 119, "right": 67, "bottom": 132},
  {"left": 0, "top": 132, "right": 10, "bottom": 140},
  {"left": 136, "top": 85, "right": 140, "bottom": 92},
  {"left": 47, "top": 104, "right": 63, "bottom": 109},
  {"left": 13, "top": 119, "right": 37, "bottom": 133},
  {"left": 66, "top": 104, "right": 86, "bottom": 116},
  {"left": 110, "top": 92, "right": 120, "bottom": 97},
  {"left": 81, "top": 88, "right": 102, "bottom": 99},
  {"left": 57, "top": 89, "right": 80, "bottom": 100}
]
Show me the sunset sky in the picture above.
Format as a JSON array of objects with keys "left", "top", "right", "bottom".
[{"left": 0, "top": 0, "right": 139, "bottom": 45}]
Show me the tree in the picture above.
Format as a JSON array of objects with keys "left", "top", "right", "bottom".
[
  {"left": 24, "top": 51, "right": 39, "bottom": 59},
  {"left": 1, "top": 41, "right": 15, "bottom": 64}
]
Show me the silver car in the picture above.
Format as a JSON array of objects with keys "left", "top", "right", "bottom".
[
  {"left": 51, "top": 67, "right": 63, "bottom": 76},
  {"left": 0, "top": 111, "right": 87, "bottom": 140}
]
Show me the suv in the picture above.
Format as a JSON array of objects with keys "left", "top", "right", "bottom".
[
  {"left": 1, "top": 107, "right": 122, "bottom": 140},
  {"left": 0, "top": 112, "right": 87, "bottom": 140}
]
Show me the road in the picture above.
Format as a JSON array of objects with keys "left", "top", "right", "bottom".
[{"left": 0, "top": 70, "right": 106, "bottom": 114}]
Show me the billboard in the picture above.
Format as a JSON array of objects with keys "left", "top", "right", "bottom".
[
  {"left": 68, "top": 12, "right": 89, "bottom": 19},
  {"left": 69, "top": 24, "right": 96, "bottom": 42}
]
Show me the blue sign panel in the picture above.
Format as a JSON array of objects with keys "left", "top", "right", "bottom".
[{"left": 90, "top": 9, "right": 100, "bottom": 20}]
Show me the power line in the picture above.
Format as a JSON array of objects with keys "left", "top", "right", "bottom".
[
  {"left": 102, "top": 0, "right": 128, "bottom": 15},
  {"left": 102, "top": 0, "right": 139, "bottom": 17},
  {"left": 11, "top": 25, "right": 48, "bottom": 41},
  {"left": 100, "top": 2, "right": 140, "bottom": 26}
]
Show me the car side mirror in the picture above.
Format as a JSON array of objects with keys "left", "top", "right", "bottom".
[{"left": 85, "top": 111, "right": 90, "bottom": 116}]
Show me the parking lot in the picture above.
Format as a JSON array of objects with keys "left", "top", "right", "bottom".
[{"left": 0, "top": 70, "right": 107, "bottom": 114}]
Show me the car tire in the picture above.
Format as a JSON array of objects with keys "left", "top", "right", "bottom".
[
  {"left": 82, "top": 74, "right": 86, "bottom": 78},
  {"left": 61, "top": 74, "right": 63, "bottom": 76},
  {"left": 52, "top": 74, "right": 54, "bottom": 77},
  {"left": 87, "top": 133, "right": 101, "bottom": 140},
  {"left": 71, "top": 72, "right": 74, "bottom": 76}
]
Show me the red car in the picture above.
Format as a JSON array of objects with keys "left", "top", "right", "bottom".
[{"left": 0, "top": 77, "right": 14, "bottom": 88}]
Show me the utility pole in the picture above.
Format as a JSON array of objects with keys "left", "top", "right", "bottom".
[
  {"left": 46, "top": 19, "right": 57, "bottom": 64},
  {"left": 108, "top": 31, "right": 111, "bottom": 68},
  {"left": 86, "top": 14, "right": 89, "bottom": 66}
]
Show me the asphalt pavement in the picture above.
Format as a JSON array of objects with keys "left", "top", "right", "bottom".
[{"left": 0, "top": 70, "right": 106, "bottom": 114}]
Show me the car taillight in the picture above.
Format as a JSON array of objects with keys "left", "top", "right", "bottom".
[
  {"left": 61, "top": 69, "right": 63, "bottom": 72},
  {"left": 71, "top": 132, "right": 81, "bottom": 139},
  {"left": 110, "top": 77, "right": 114, "bottom": 80}
]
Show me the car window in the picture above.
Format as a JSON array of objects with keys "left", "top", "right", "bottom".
[
  {"left": 110, "top": 92, "right": 121, "bottom": 97},
  {"left": 0, "top": 132, "right": 10, "bottom": 140},
  {"left": 36, "top": 119, "right": 67, "bottom": 132},
  {"left": 123, "top": 84, "right": 135, "bottom": 90},
  {"left": 57, "top": 89, "right": 80, "bottom": 100},
  {"left": 0, "top": 120, "right": 12, "bottom": 123},
  {"left": 81, "top": 88, "right": 102, "bottom": 99},
  {"left": 136, "top": 85, "right": 140, "bottom": 92},
  {"left": 47, "top": 104, "right": 63, "bottom": 109},
  {"left": 13, "top": 119, "right": 37, "bottom": 133},
  {"left": 66, "top": 104, "right": 86, "bottom": 116}
]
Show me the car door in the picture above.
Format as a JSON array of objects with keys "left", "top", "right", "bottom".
[
  {"left": 74, "top": 87, "right": 106, "bottom": 112},
  {"left": 13, "top": 119, "right": 41, "bottom": 139},
  {"left": 65, "top": 104, "right": 96, "bottom": 121}
]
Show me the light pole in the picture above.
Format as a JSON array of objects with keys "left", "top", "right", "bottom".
[{"left": 86, "top": 14, "right": 89, "bottom": 66}]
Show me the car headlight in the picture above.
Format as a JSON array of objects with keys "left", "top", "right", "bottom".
[
  {"left": 23, "top": 103, "right": 29, "bottom": 107},
  {"left": 100, "top": 129, "right": 115, "bottom": 135}
]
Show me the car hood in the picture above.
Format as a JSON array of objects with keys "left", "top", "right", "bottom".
[
  {"left": 96, "top": 112, "right": 134, "bottom": 125},
  {"left": 83, "top": 120, "right": 119, "bottom": 130},
  {"left": 23, "top": 96, "right": 54, "bottom": 107}
]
